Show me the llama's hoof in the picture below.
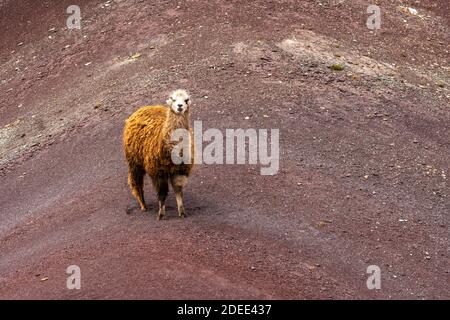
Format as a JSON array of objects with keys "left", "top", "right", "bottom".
[
  {"left": 179, "top": 212, "right": 187, "bottom": 218},
  {"left": 157, "top": 213, "right": 165, "bottom": 220},
  {"left": 126, "top": 205, "right": 144, "bottom": 214},
  {"left": 140, "top": 206, "right": 148, "bottom": 212}
]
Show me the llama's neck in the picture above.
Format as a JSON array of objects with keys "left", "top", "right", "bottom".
[{"left": 164, "top": 109, "right": 190, "bottom": 134}]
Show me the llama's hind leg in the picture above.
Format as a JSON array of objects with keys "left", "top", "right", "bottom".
[
  {"left": 170, "top": 175, "right": 188, "bottom": 218},
  {"left": 152, "top": 173, "right": 169, "bottom": 220},
  {"left": 128, "top": 164, "right": 146, "bottom": 211}
]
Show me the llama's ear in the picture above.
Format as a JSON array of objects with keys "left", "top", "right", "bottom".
[{"left": 166, "top": 97, "right": 173, "bottom": 105}]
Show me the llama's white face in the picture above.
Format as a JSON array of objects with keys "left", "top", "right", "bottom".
[{"left": 167, "top": 89, "right": 191, "bottom": 115}]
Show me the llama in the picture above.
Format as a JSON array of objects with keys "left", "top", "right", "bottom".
[{"left": 123, "top": 89, "right": 194, "bottom": 220}]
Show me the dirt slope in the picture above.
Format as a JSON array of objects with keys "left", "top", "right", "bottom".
[{"left": 0, "top": 0, "right": 449, "bottom": 299}]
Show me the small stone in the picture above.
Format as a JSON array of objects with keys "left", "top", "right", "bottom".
[
  {"left": 329, "top": 63, "right": 344, "bottom": 71},
  {"left": 318, "top": 221, "right": 331, "bottom": 228}
]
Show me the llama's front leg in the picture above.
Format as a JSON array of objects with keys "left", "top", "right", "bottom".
[
  {"left": 158, "top": 199, "right": 166, "bottom": 220},
  {"left": 170, "top": 175, "right": 187, "bottom": 218},
  {"left": 175, "top": 191, "right": 185, "bottom": 218},
  {"left": 153, "top": 174, "right": 169, "bottom": 220}
]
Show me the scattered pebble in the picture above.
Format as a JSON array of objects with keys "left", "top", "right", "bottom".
[
  {"left": 131, "top": 53, "right": 141, "bottom": 59},
  {"left": 398, "top": 6, "right": 418, "bottom": 16},
  {"left": 329, "top": 63, "right": 344, "bottom": 71},
  {"left": 318, "top": 220, "right": 332, "bottom": 228}
]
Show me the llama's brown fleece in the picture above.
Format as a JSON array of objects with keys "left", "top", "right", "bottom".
[{"left": 123, "top": 105, "right": 194, "bottom": 211}]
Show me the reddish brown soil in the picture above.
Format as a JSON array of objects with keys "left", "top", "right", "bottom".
[{"left": 0, "top": 0, "right": 449, "bottom": 299}]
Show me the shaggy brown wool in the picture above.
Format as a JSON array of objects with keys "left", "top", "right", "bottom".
[{"left": 123, "top": 104, "right": 194, "bottom": 220}]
